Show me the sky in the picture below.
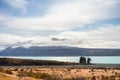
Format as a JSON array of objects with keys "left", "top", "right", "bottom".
[{"left": 0, "top": 0, "right": 120, "bottom": 50}]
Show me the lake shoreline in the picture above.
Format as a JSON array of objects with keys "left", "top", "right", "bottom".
[
  {"left": 0, "top": 56, "right": 120, "bottom": 64},
  {"left": 0, "top": 57, "right": 120, "bottom": 69}
]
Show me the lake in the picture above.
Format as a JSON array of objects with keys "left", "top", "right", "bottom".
[{"left": 0, "top": 56, "right": 120, "bottom": 64}]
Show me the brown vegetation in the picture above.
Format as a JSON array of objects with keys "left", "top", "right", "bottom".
[{"left": 0, "top": 67, "right": 120, "bottom": 80}]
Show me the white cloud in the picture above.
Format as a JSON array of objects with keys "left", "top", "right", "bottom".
[
  {"left": 3, "top": 0, "right": 29, "bottom": 13},
  {"left": 55, "top": 25, "right": 120, "bottom": 48},
  {"left": 0, "top": 0, "right": 120, "bottom": 49},
  {"left": 0, "top": 25, "right": 120, "bottom": 50},
  {"left": 1, "top": 0, "right": 120, "bottom": 30},
  {"left": 0, "top": 33, "right": 50, "bottom": 50}
]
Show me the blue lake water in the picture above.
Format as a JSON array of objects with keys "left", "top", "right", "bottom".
[{"left": 0, "top": 56, "right": 120, "bottom": 64}]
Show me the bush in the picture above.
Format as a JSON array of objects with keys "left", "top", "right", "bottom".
[
  {"left": 91, "top": 76, "right": 96, "bottom": 80},
  {"left": 14, "top": 68, "right": 18, "bottom": 71},
  {"left": 17, "top": 72, "right": 58, "bottom": 80},
  {"left": 4, "top": 70, "right": 12, "bottom": 74},
  {"left": 64, "top": 77, "right": 85, "bottom": 80},
  {"left": 0, "top": 67, "right": 4, "bottom": 72}
]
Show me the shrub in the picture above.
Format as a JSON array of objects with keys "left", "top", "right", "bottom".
[
  {"left": 64, "top": 77, "right": 85, "bottom": 80},
  {"left": 91, "top": 76, "right": 96, "bottom": 80},
  {"left": 20, "top": 69, "right": 24, "bottom": 71},
  {"left": 17, "top": 72, "right": 58, "bottom": 80},
  {"left": 4, "top": 70, "right": 12, "bottom": 74},
  {"left": 0, "top": 67, "right": 4, "bottom": 72},
  {"left": 14, "top": 68, "right": 18, "bottom": 71}
]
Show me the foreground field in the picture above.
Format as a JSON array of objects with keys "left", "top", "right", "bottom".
[{"left": 0, "top": 66, "right": 120, "bottom": 80}]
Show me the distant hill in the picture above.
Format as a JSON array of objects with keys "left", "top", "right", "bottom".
[{"left": 0, "top": 46, "right": 120, "bottom": 56}]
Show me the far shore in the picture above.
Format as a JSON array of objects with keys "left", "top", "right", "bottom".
[{"left": 0, "top": 57, "right": 120, "bottom": 69}]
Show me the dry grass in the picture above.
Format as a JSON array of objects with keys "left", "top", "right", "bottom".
[
  {"left": 0, "top": 73, "right": 17, "bottom": 80},
  {"left": 0, "top": 67, "right": 120, "bottom": 80}
]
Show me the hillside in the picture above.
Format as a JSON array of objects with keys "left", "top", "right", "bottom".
[{"left": 0, "top": 46, "right": 120, "bottom": 56}]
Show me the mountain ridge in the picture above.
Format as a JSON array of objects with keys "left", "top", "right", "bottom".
[{"left": 0, "top": 46, "right": 120, "bottom": 56}]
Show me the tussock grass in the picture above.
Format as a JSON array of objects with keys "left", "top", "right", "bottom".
[{"left": 0, "top": 74, "right": 16, "bottom": 80}]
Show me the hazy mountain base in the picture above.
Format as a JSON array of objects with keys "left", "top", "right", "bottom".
[{"left": 0, "top": 46, "right": 120, "bottom": 56}]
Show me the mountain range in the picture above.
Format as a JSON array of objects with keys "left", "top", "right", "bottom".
[{"left": 0, "top": 46, "right": 120, "bottom": 56}]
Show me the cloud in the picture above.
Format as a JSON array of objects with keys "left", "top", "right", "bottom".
[
  {"left": 3, "top": 0, "right": 29, "bottom": 13},
  {"left": 51, "top": 37, "right": 66, "bottom": 41},
  {"left": 0, "top": 0, "right": 120, "bottom": 49},
  {"left": 1, "top": 0, "right": 120, "bottom": 30},
  {"left": 0, "top": 33, "right": 50, "bottom": 50},
  {"left": 0, "top": 25, "right": 120, "bottom": 50},
  {"left": 55, "top": 25, "right": 120, "bottom": 48}
]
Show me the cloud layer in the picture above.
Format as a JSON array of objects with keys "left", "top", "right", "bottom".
[
  {"left": 0, "top": 0, "right": 120, "bottom": 50},
  {"left": 0, "top": 25, "right": 120, "bottom": 50},
  {"left": 1, "top": 0, "right": 120, "bottom": 30}
]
